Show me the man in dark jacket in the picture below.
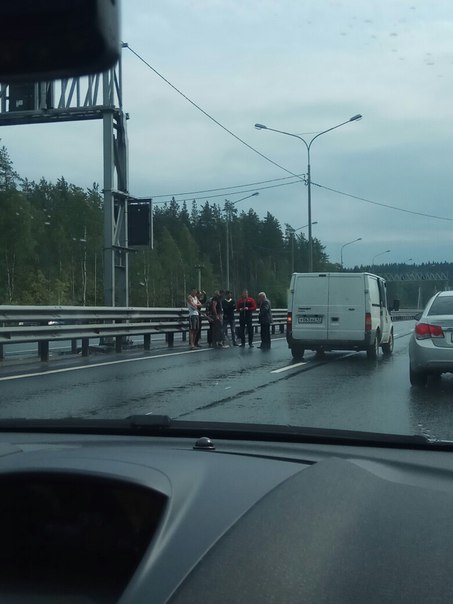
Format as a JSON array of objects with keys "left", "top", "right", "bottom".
[
  {"left": 236, "top": 289, "right": 257, "bottom": 347},
  {"left": 207, "top": 290, "right": 223, "bottom": 348},
  {"left": 257, "top": 291, "right": 272, "bottom": 349},
  {"left": 222, "top": 290, "right": 237, "bottom": 346}
]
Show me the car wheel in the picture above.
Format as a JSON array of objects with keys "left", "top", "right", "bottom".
[
  {"left": 366, "top": 331, "right": 380, "bottom": 360},
  {"left": 291, "top": 346, "right": 304, "bottom": 360},
  {"left": 409, "top": 366, "right": 427, "bottom": 386},
  {"left": 381, "top": 330, "right": 394, "bottom": 356}
]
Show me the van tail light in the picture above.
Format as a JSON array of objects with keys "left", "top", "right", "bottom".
[
  {"left": 415, "top": 322, "right": 444, "bottom": 340},
  {"left": 365, "top": 312, "right": 372, "bottom": 332},
  {"left": 287, "top": 312, "right": 292, "bottom": 336}
]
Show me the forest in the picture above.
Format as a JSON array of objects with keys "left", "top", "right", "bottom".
[{"left": 0, "top": 144, "right": 450, "bottom": 308}]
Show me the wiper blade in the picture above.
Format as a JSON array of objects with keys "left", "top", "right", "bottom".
[
  {"left": 0, "top": 417, "right": 441, "bottom": 449},
  {"left": 127, "top": 414, "right": 172, "bottom": 428},
  {"left": 0, "top": 417, "right": 451, "bottom": 451},
  {"left": 0, "top": 415, "right": 173, "bottom": 435}
]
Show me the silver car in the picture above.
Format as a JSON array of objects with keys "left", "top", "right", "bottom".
[{"left": 409, "top": 291, "right": 453, "bottom": 386}]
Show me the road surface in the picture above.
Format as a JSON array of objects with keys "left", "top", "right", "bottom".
[{"left": 1, "top": 320, "right": 452, "bottom": 441}]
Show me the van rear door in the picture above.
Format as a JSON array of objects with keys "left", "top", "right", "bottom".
[
  {"left": 327, "top": 274, "right": 365, "bottom": 342},
  {"left": 292, "top": 274, "right": 329, "bottom": 342}
]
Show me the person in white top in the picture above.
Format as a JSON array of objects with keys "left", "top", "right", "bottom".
[{"left": 187, "top": 288, "right": 201, "bottom": 350}]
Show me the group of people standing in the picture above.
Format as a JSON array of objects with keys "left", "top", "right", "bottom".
[{"left": 187, "top": 288, "right": 272, "bottom": 351}]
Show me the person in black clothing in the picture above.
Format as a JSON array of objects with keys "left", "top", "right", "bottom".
[
  {"left": 222, "top": 290, "right": 237, "bottom": 346},
  {"left": 257, "top": 291, "right": 272, "bottom": 349},
  {"left": 207, "top": 290, "right": 223, "bottom": 348},
  {"left": 236, "top": 289, "right": 257, "bottom": 347}
]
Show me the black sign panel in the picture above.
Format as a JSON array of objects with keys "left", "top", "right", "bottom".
[{"left": 128, "top": 200, "right": 152, "bottom": 247}]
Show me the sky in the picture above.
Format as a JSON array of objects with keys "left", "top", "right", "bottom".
[{"left": 2, "top": 0, "right": 453, "bottom": 267}]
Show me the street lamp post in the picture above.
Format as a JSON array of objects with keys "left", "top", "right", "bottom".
[
  {"left": 72, "top": 226, "right": 87, "bottom": 305},
  {"left": 194, "top": 264, "right": 204, "bottom": 293},
  {"left": 255, "top": 114, "right": 362, "bottom": 272},
  {"left": 371, "top": 249, "right": 391, "bottom": 268},
  {"left": 225, "top": 192, "right": 259, "bottom": 290},
  {"left": 288, "top": 221, "right": 318, "bottom": 273},
  {"left": 340, "top": 237, "right": 362, "bottom": 269}
]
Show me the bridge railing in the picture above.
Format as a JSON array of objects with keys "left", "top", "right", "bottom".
[{"left": 0, "top": 306, "right": 288, "bottom": 362}]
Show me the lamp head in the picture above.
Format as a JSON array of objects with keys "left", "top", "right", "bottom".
[
  {"left": 254, "top": 123, "right": 267, "bottom": 130},
  {"left": 349, "top": 114, "right": 362, "bottom": 122}
]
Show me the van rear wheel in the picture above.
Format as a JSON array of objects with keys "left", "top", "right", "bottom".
[
  {"left": 381, "top": 330, "right": 394, "bottom": 356},
  {"left": 366, "top": 331, "right": 380, "bottom": 360},
  {"left": 291, "top": 346, "right": 304, "bottom": 360}
]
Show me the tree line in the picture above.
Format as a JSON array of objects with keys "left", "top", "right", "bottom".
[
  {"left": 1, "top": 143, "right": 450, "bottom": 309},
  {"left": 0, "top": 145, "right": 331, "bottom": 308}
]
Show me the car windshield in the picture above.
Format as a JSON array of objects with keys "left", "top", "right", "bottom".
[{"left": 1, "top": 1, "right": 453, "bottom": 443}]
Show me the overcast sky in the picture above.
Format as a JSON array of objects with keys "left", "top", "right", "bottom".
[{"left": 3, "top": 1, "right": 453, "bottom": 267}]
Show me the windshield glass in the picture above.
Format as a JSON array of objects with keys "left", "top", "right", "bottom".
[{"left": 1, "top": 1, "right": 453, "bottom": 442}]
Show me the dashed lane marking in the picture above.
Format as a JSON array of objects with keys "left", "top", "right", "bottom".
[{"left": 271, "top": 361, "right": 307, "bottom": 374}]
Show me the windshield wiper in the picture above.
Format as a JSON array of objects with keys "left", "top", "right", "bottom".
[
  {"left": 0, "top": 415, "right": 173, "bottom": 435},
  {"left": 0, "top": 416, "right": 447, "bottom": 450}
]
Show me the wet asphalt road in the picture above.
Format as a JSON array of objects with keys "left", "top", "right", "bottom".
[{"left": 2, "top": 320, "right": 453, "bottom": 440}]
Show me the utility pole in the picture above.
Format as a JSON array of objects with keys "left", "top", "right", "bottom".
[{"left": 195, "top": 264, "right": 203, "bottom": 292}]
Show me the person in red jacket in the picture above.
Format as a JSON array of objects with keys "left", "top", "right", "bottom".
[{"left": 236, "top": 289, "right": 257, "bottom": 347}]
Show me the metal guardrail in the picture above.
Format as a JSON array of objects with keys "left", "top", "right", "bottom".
[
  {"left": 0, "top": 305, "right": 417, "bottom": 363},
  {"left": 0, "top": 306, "right": 288, "bottom": 362}
]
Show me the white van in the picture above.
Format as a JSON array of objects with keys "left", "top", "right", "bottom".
[{"left": 287, "top": 272, "right": 393, "bottom": 359}]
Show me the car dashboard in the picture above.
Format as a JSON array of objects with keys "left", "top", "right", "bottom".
[{"left": 0, "top": 430, "right": 453, "bottom": 603}]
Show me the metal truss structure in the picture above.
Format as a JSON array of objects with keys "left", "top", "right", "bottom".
[
  {"left": 0, "top": 62, "right": 130, "bottom": 306},
  {"left": 381, "top": 272, "right": 449, "bottom": 283}
]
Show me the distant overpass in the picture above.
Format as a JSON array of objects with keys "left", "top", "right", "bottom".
[{"left": 380, "top": 272, "right": 448, "bottom": 283}]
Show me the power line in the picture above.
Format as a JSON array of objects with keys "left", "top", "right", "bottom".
[
  {"left": 124, "top": 44, "right": 303, "bottom": 181},
  {"left": 151, "top": 173, "right": 305, "bottom": 199},
  {"left": 156, "top": 177, "right": 453, "bottom": 221},
  {"left": 153, "top": 178, "right": 304, "bottom": 203},
  {"left": 125, "top": 44, "right": 452, "bottom": 224},
  {"left": 314, "top": 182, "right": 453, "bottom": 222}
]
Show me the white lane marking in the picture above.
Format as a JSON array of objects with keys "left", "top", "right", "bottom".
[
  {"left": 0, "top": 335, "right": 287, "bottom": 382},
  {"left": 0, "top": 348, "right": 207, "bottom": 382},
  {"left": 271, "top": 361, "right": 306, "bottom": 374}
]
